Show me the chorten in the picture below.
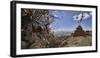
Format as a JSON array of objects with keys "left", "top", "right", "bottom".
[
  {"left": 72, "top": 12, "right": 87, "bottom": 36},
  {"left": 72, "top": 25, "right": 86, "bottom": 36}
]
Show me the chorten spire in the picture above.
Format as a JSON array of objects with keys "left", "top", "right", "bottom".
[{"left": 78, "top": 12, "right": 84, "bottom": 26}]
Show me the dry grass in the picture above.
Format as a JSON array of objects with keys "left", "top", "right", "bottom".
[{"left": 21, "top": 35, "right": 92, "bottom": 49}]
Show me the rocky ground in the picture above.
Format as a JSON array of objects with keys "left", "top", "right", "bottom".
[
  {"left": 64, "top": 36, "right": 92, "bottom": 47},
  {"left": 21, "top": 35, "right": 92, "bottom": 49}
]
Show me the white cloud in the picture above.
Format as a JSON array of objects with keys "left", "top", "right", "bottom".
[
  {"left": 73, "top": 12, "right": 92, "bottom": 21},
  {"left": 53, "top": 14, "right": 59, "bottom": 18},
  {"left": 73, "top": 14, "right": 81, "bottom": 20},
  {"left": 83, "top": 13, "right": 90, "bottom": 20},
  {"left": 89, "top": 12, "right": 92, "bottom": 15}
]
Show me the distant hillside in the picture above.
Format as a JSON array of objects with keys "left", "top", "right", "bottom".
[{"left": 52, "top": 31, "right": 74, "bottom": 37}]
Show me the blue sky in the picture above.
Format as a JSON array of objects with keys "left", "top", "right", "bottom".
[{"left": 49, "top": 10, "right": 92, "bottom": 32}]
